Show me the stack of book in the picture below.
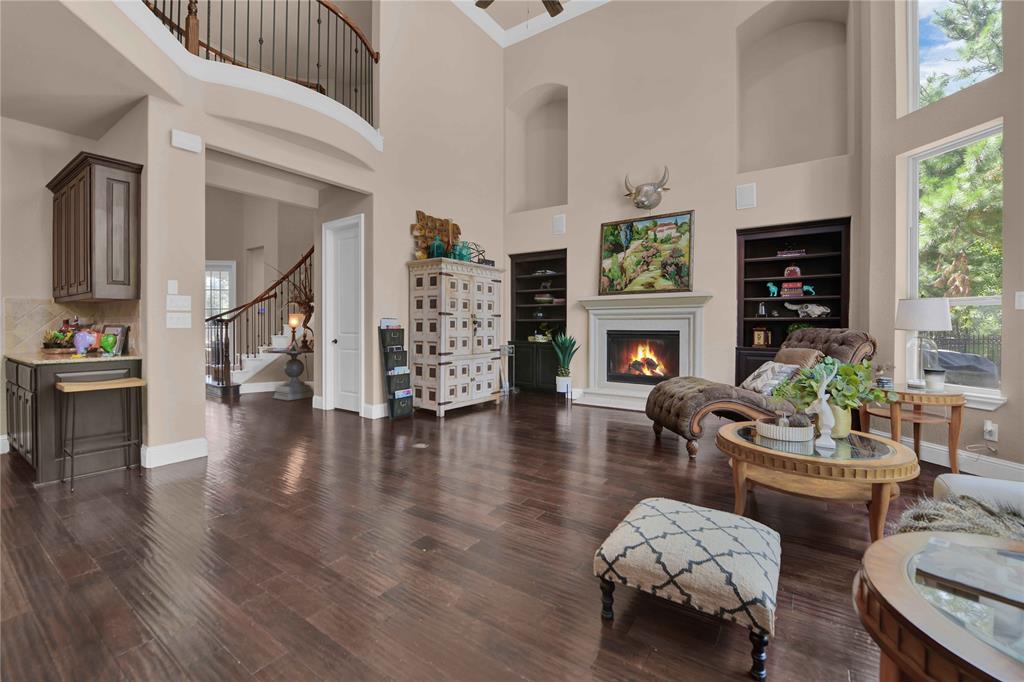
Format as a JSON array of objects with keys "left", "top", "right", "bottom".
[{"left": 781, "top": 281, "right": 804, "bottom": 298}]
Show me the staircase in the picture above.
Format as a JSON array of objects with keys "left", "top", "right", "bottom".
[{"left": 205, "top": 246, "right": 313, "bottom": 398}]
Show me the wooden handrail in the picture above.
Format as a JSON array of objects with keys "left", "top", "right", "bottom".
[
  {"left": 318, "top": 0, "right": 380, "bottom": 63},
  {"left": 147, "top": 0, "right": 377, "bottom": 62},
  {"left": 205, "top": 246, "right": 314, "bottom": 324}
]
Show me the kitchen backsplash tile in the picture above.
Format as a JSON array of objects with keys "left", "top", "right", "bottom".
[{"left": 4, "top": 298, "right": 141, "bottom": 355}]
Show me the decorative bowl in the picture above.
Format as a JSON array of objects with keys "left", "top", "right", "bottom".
[{"left": 755, "top": 417, "right": 814, "bottom": 442}]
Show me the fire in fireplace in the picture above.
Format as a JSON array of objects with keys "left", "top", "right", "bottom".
[{"left": 606, "top": 330, "right": 680, "bottom": 385}]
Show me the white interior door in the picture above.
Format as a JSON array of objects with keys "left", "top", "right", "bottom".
[{"left": 329, "top": 221, "right": 361, "bottom": 412}]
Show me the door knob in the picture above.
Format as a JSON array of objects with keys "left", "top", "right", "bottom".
[{"left": 332, "top": 339, "right": 338, "bottom": 344}]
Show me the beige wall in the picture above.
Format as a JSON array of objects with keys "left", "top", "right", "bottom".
[
  {"left": 861, "top": 0, "right": 1024, "bottom": 463},
  {"left": 502, "top": 0, "right": 856, "bottom": 393},
  {"left": 4, "top": 0, "right": 1016, "bottom": 469},
  {"left": 502, "top": 0, "right": 1021, "bottom": 464},
  {"left": 738, "top": 19, "right": 848, "bottom": 171}
]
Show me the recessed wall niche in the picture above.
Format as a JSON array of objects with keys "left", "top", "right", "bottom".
[
  {"left": 506, "top": 83, "right": 568, "bottom": 213},
  {"left": 737, "top": 1, "right": 849, "bottom": 172}
]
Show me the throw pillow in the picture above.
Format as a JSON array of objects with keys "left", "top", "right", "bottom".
[
  {"left": 740, "top": 361, "right": 800, "bottom": 396},
  {"left": 773, "top": 348, "right": 824, "bottom": 368}
]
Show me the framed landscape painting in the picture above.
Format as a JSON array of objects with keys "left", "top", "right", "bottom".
[{"left": 599, "top": 210, "right": 694, "bottom": 294}]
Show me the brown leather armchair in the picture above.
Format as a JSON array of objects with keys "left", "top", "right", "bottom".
[{"left": 646, "top": 328, "right": 877, "bottom": 458}]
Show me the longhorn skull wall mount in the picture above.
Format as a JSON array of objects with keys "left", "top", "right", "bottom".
[{"left": 624, "top": 166, "right": 670, "bottom": 210}]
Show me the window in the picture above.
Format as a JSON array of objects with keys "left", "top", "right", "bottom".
[
  {"left": 205, "top": 261, "right": 236, "bottom": 319},
  {"left": 910, "top": 0, "right": 1002, "bottom": 111},
  {"left": 909, "top": 127, "right": 1002, "bottom": 391}
]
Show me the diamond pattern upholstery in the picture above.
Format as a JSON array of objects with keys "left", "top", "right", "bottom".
[{"left": 594, "top": 498, "right": 781, "bottom": 635}]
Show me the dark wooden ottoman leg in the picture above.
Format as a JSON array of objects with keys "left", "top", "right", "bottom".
[
  {"left": 749, "top": 630, "right": 769, "bottom": 680},
  {"left": 600, "top": 579, "right": 615, "bottom": 621},
  {"left": 686, "top": 439, "right": 699, "bottom": 459},
  {"left": 653, "top": 422, "right": 663, "bottom": 437}
]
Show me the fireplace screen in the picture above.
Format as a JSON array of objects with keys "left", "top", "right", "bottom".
[{"left": 606, "top": 330, "right": 680, "bottom": 385}]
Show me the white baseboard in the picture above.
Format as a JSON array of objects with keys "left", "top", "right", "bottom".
[
  {"left": 141, "top": 437, "right": 208, "bottom": 469},
  {"left": 312, "top": 395, "right": 326, "bottom": 410},
  {"left": 575, "top": 388, "right": 646, "bottom": 411},
  {"left": 571, "top": 388, "right": 584, "bottom": 401},
  {"left": 238, "top": 380, "right": 313, "bottom": 395},
  {"left": 0, "top": 434, "right": 8, "bottom": 454},
  {"left": 869, "top": 428, "right": 1024, "bottom": 482},
  {"left": 361, "top": 403, "right": 388, "bottom": 419}
]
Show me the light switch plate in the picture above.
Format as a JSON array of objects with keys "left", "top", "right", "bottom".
[
  {"left": 1016, "top": 291, "right": 1024, "bottom": 310},
  {"left": 166, "top": 294, "right": 192, "bottom": 312},
  {"left": 166, "top": 312, "right": 191, "bottom": 329},
  {"left": 736, "top": 183, "right": 757, "bottom": 210},
  {"left": 552, "top": 214, "right": 566, "bottom": 235},
  {"left": 167, "top": 279, "right": 178, "bottom": 295}
]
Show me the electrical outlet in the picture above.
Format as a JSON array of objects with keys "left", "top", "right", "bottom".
[{"left": 983, "top": 420, "right": 998, "bottom": 442}]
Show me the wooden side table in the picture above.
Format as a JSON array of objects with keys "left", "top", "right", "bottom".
[{"left": 859, "top": 386, "right": 965, "bottom": 473}]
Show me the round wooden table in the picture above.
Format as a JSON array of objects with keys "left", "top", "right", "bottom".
[
  {"left": 854, "top": 532, "right": 1024, "bottom": 681},
  {"left": 859, "top": 385, "right": 965, "bottom": 472},
  {"left": 715, "top": 422, "right": 920, "bottom": 542}
]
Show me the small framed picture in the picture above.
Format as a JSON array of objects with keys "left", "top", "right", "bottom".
[
  {"left": 752, "top": 327, "right": 772, "bottom": 347},
  {"left": 101, "top": 325, "right": 130, "bottom": 355},
  {"left": 783, "top": 264, "right": 801, "bottom": 278}
]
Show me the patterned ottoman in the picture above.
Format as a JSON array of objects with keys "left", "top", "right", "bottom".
[{"left": 593, "top": 498, "right": 782, "bottom": 680}]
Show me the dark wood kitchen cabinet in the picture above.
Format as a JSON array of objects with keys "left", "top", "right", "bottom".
[
  {"left": 47, "top": 152, "right": 142, "bottom": 301},
  {"left": 4, "top": 356, "right": 142, "bottom": 485}
]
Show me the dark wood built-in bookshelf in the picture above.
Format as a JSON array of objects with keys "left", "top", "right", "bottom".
[
  {"left": 509, "top": 249, "right": 567, "bottom": 392},
  {"left": 735, "top": 219, "right": 850, "bottom": 383}
]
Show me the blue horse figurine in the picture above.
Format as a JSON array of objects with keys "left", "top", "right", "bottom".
[
  {"left": 766, "top": 282, "right": 779, "bottom": 297},
  {"left": 802, "top": 284, "right": 816, "bottom": 296}
]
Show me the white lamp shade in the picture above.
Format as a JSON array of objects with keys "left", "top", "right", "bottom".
[{"left": 895, "top": 298, "right": 952, "bottom": 332}]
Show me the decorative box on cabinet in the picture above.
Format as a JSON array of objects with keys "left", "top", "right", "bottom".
[
  {"left": 409, "top": 258, "right": 502, "bottom": 417},
  {"left": 47, "top": 152, "right": 143, "bottom": 301}
]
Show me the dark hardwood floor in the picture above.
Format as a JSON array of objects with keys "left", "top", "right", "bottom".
[{"left": 1, "top": 392, "right": 939, "bottom": 681}]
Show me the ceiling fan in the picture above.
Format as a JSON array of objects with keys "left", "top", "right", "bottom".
[{"left": 475, "top": 0, "right": 564, "bottom": 19}]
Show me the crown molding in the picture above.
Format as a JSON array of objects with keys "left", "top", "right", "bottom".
[{"left": 451, "top": 0, "right": 611, "bottom": 48}]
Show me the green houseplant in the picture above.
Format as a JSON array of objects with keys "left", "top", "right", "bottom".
[
  {"left": 773, "top": 359, "right": 894, "bottom": 439},
  {"left": 551, "top": 332, "right": 580, "bottom": 394}
]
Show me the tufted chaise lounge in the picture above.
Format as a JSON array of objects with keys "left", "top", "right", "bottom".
[{"left": 646, "top": 328, "right": 877, "bottom": 458}]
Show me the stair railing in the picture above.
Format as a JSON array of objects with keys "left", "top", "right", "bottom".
[
  {"left": 205, "top": 246, "right": 314, "bottom": 388},
  {"left": 143, "top": 0, "right": 378, "bottom": 126}
]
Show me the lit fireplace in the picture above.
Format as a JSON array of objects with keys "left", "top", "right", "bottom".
[{"left": 607, "top": 330, "right": 680, "bottom": 385}]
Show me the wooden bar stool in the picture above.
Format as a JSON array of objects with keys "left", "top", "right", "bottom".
[{"left": 55, "top": 377, "right": 145, "bottom": 492}]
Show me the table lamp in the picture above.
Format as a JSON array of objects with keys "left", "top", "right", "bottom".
[
  {"left": 287, "top": 313, "right": 302, "bottom": 350},
  {"left": 895, "top": 298, "right": 951, "bottom": 387}
]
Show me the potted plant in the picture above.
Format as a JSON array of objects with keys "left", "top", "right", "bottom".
[
  {"left": 773, "top": 359, "right": 894, "bottom": 439},
  {"left": 824, "top": 359, "right": 893, "bottom": 438},
  {"left": 551, "top": 332, "right": 580, "bottom": 395}
]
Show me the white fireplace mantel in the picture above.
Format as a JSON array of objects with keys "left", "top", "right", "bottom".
[
  {"left": 578, "top": 291, "right": 714, "bottom": 310},
  {"left": 575, "top": 291, "right": 712, "bottom": 411}
]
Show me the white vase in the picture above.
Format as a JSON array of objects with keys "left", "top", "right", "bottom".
[
  {"left": 555, "top": 376, "right": 572, "bottom": 395},
  {"left": 813, "top": 364, "right": 839, "bottom": 450}
]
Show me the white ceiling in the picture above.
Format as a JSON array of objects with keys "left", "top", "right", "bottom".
[
  {"left": 484, "top": 0, "right": 574, "bottom": 30},
  {"left": 455, "top": 0, "right": 609, "bottom": 47},
  {"left": 1, "top": 1, "right": 173, "bottom": 139}
]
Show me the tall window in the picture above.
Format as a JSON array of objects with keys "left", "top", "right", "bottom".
[
  {"left": 205, "top": 261, "right": 236, "bottom": 319},
  {"left": 911, "top": 0, "right": 1002, "bottom": 110},
  {"left": 909, "top": 127, "right": 1002, "bottom": 390}
]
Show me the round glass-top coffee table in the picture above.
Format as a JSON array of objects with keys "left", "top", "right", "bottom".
[
  {"left": 715, "top": 422, "right": 920, "bottom": 541},
  {"left": 854, "top": 532, "right": 1024, "bottom": 680}
]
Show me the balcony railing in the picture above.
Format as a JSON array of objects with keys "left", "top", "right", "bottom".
[{"left": 144, "top": 0, "right": 378, "bottom": 127}]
